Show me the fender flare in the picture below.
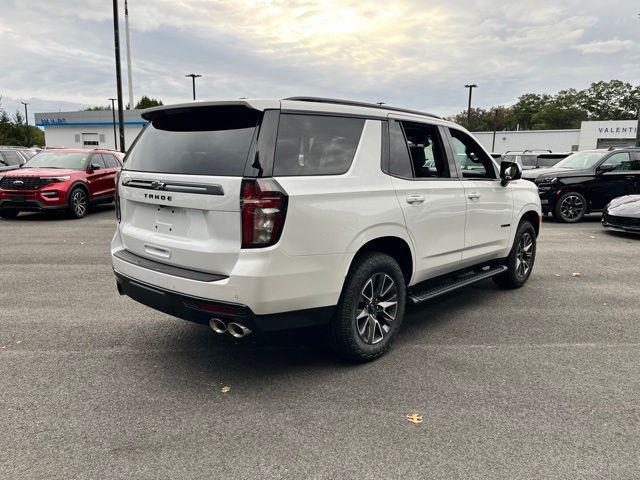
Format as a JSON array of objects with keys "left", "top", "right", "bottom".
[{"left": 338, "top": 222, "right": 416, "bottom": 283}]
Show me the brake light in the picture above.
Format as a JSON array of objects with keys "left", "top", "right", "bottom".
[
  {"left": 240, "top": 178, "right": 288, "bottom": 248},
  {"left": 115, "top": 171, "right": 121, "bottom": 223}
]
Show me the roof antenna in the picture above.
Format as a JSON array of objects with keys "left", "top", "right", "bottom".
[{"left": 376, "top": 102, "right": 385, "bottom": 106}]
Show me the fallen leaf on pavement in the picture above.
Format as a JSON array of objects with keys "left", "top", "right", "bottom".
[
  {"left": 221, "top": 386, "right": 231, "bottom": 393},
  {"left": 554, "top": 274, "right": 561, "bottom": 277},
  {"left": 406, "top": 413, "right": 423, "bottom": 424},
  {"left": 571, "top": 272, "right": 581, "bottom": 277}
]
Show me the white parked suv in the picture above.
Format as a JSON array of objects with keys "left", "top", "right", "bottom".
[{"left": 112, "top": 97, "right": 541, "bottom": 361}]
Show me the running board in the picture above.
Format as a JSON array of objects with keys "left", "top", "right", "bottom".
[{"left": 408, "top": 265, "right": 508, "bottom": 305}]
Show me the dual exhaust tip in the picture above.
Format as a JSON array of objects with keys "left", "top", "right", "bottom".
[{"left": 209, "top": 318, "right": 252, "bottom": 338}]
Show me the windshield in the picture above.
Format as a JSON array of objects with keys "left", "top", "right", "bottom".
[
  {"left": 553, "top": 151, "right": 604, "bottom": 170},
  {"left": 23, "top": 151, "right": 89, "bottom": 170}
]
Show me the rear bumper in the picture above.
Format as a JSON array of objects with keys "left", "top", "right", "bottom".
[{"left": 114, "top": 271, "right": 334, "bottom": 332}]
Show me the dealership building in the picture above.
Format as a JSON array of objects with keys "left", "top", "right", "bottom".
[
  {"left": 35, "top": 109, "right": 638, "bottom": 154},
  {"left": 34, "top": 109, "right": 147, "bottom": 151}
]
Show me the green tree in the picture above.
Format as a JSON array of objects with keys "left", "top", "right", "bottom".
[
  {"left": 84, "top": 105, "right": 111, "bottom": 111},
  {"left": 134, "top": 96, "right": 163, "bottom": 109},
  {"left": 579, "top": 80, "right": 640, "bottom": 120}
]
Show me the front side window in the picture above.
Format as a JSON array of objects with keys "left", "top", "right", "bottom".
[
  {"left": 273, "top": 114, "right": 364, "bottom": 176},
  {"left": 102, "top": 154, "right": 120, "bottom": 168},
  {"left": 449, "top": 129, "right": 495, "bottom": 179},
  {"left": 601, "top": 152, "right": 632, "bottom": 171},
  {"left": 22, "top": 152, "right": 89, "bottom": 170}
]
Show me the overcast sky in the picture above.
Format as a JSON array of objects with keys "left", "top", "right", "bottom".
[{"left": 1, "top": 0, "right": 639, "bottom": 122}]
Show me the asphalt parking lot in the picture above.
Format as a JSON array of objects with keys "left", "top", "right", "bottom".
[{"left": 1, "top": 206, "right": 639, "bottom": 479}]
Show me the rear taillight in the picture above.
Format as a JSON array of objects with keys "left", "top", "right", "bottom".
[
  {"left": 240, "top": 178, "right": 288, "bottom": 248},
  {"left": 115, "top": 171, "right": 121, "bottom": 223}
]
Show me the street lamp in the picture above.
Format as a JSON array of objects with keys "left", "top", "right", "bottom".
[
  {"left": 109, "top": 98, "right": 118, "bottom": 150},
  {"left": 185, "top": 73, "right": 202, "bottom": 100},
  {"left": 20, "top": 101, "right": 29, "bottom": 126},
  {"left": 464, "top": 84, "right": 478, "bottom": 128}
]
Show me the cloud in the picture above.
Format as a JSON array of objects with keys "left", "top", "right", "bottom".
[
  {"left": 1, "top": 0, "right": 639, "bottom": 118},
  {"left": 572, "top": 39, "right": 636, "bottom": 54}
]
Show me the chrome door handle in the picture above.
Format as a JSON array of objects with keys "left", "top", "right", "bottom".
[
  {"left": 406, "top": 195, "right": 425, "bottom": 205},
  {"left": 467, "top": 193, "right": 481, "bottom": 200}
]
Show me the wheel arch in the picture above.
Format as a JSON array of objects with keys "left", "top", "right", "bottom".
[
  {"left": 67, "top": 181, "right": 90, "bottom": 202},
  {"left": 520, "top": 210, "right": 541, "bottom": 236},
  {"left": 342, "top": 234, "right": 414, "bottom": 286}
]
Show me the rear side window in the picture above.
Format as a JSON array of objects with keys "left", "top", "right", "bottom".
[
  {"left": 125, "top": 106, "right": 260, "bottom": 176},
  {"left": 273, "top": 114, "right": 364, "bottom": 176}
]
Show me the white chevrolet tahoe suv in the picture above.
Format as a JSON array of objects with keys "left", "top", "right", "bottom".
[{"left": 112, "top": 97, "right": 541, "bottom": 362}]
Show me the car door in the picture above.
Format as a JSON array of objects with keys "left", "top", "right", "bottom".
[
  {"left": 444, "top": 128, "right": 513, "bottom": 262},
  {"left": 101, "top": 153, "right": 121, "bottom": 197},
  {"left": 628, "top": 152, "right": 640, "bottom": 194},
  {"left": 385, "top": 117, "right": 467, "bottom": 281},
  {"left": 85, "top": 153, "right": 109, "bottom": 198},
  {"left": 591, "top": 152, "right": 635, "bottom": 209}
]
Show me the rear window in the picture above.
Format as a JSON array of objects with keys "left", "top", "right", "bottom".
[
  {"left": 273, "top": 114, "right": 364, "bottom": 176},
  {"left": 124, "top": 106, "right": 260, "bottom": 176}
]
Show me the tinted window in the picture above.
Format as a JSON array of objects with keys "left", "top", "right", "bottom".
[
  {"left": 1, "top": 150, "right": 22, "bottom": 166},
  {"left": 601, "top": 152, "right": 632, "bottom": 171},
  {"left": 273, "top": 114, "right": 364, "bottom": 176},
  {"left": 388, "top": 120, "right": 413, "bottom": 178},
  {"left": 102, "top": 154, "right": 120, "bottom": 168},
  {"left": 521, "top": 155, "right": 537, "bottom": 167},
  {"left": 90, "top": 154, "right": 106, "bottom": 168},
  {"left": 402, "top": 121, "right": 448, "bottom": 178},
  {"left": 537, "top": 154, "right": 567, "bottom": 167},
  {"left": 125, "top": 106, "right": 260, "bottom": 176},
  {"left": 449, "top": 129, "right": 495, "bottom": 179}
]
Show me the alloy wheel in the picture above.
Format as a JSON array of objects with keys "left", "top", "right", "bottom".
[
  {"left": 356, "top": 273, "right": 398, "bottom": 345},
  {"left": 73, "top": 191, "right": 87, "bottom": 217},
  {"left": 515, "top": 232, "right": 534, "bottom": 279},
  {"left": 560, "top": 194, "right": 584, "bottom": 221}
]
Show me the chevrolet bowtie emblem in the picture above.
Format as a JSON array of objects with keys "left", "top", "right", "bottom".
[{"left": 150, "top": 181, "right": 165, "bottom": 190}]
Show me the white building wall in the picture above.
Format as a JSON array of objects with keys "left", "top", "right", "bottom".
[
  {"left": 43, "top": 125, "right": 145, "bottom": 150},
  {"left": 472, "top": 129, "right": 580, "bottom": 154}
]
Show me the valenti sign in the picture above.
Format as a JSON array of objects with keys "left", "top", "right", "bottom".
[{"left": 597, "top": 124, "right": 638, "bottom": 137}]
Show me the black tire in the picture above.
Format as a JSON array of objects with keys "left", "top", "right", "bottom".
[
  {"left": 553, "top": 191, "right": 586, "bottom": 223},
  {"left": 67, "top": 187, "right": 88, "bottom": 219},
  {"left": 0, "top": 210, "right": 19, "bottom": 219},
  {"left": 493, "top": 220, "right": 537, "bottom": 289},
  {"left": 329, "top": 252, "right": 406, "bottom": 363}
]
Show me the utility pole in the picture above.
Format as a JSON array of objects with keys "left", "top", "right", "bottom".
[
  {"left": 185, "top": 73, "right": 202, "bottom": 100},
  {"left": 464, "top": 84, "right": 477, "bottom": 129},
  {"left": 20, "top": 101, "right": 30, "bottom": 146},
  {"left": 109, "top": 98, "right": 118, "bottom": 150},
  {"left": 112, "top": 0, "right": 126, "bottom": 152},
  {"left": 124, "top": 0, "right": 134, "bottom": 109}
]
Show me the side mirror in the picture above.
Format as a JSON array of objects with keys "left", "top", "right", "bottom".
[
  {"left": 89, "top": 163, "right": 101, "bottom": 171},
  {"left": 597, "top": 163, "right": 616, "bottom": 174},
  {"left": 500, "top": 160, "right": 522, "bottom": 186}
]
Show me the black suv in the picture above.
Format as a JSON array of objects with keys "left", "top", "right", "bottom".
[{"left": 523, "top": 148, "right": 640, "bottom": 222}]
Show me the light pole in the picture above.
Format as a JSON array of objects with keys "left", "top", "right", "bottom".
[
  {"left": 20, "top": 101, "right": 29, "bottom": 126},
  {"left": 185, "top": 73, "right": 202, "bottom": 100},
  {"left": 20, "top": 101, "right": 30, "bottom": 145},
  {"left": 109, "top": 98, "right": 118, "bottom": 150},
  {"left": 464, "top": 84, "right": 477, "bottom": 129},
  {"left": 112, "top": 0, "right": 126, "bottom": 153}
]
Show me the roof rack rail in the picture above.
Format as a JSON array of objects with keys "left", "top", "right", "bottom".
[{"left": 283, "top": 96, "right": 442, "bottom": 120}]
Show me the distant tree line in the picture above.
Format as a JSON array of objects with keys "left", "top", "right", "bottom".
[
  {"left": 0, "top": 97, "right": 45, "bottom": 147},
  {"left": 449, "top": 80, "right": 640, "bottom": 131},
  {"left": 84, "top": 95, "right": 163, "bottom": 111}
]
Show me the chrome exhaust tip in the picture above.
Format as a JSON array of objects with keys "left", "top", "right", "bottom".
[
  {"left": 209, "top": 318, "right": 227, "bottom": 334},
  {"left": 227, "top": 322, "right": 252, "bottom": 338}
]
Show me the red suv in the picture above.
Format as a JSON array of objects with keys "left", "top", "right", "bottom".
[{"left": 0, "top": 148, "right": 123, "bottom": 219}]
